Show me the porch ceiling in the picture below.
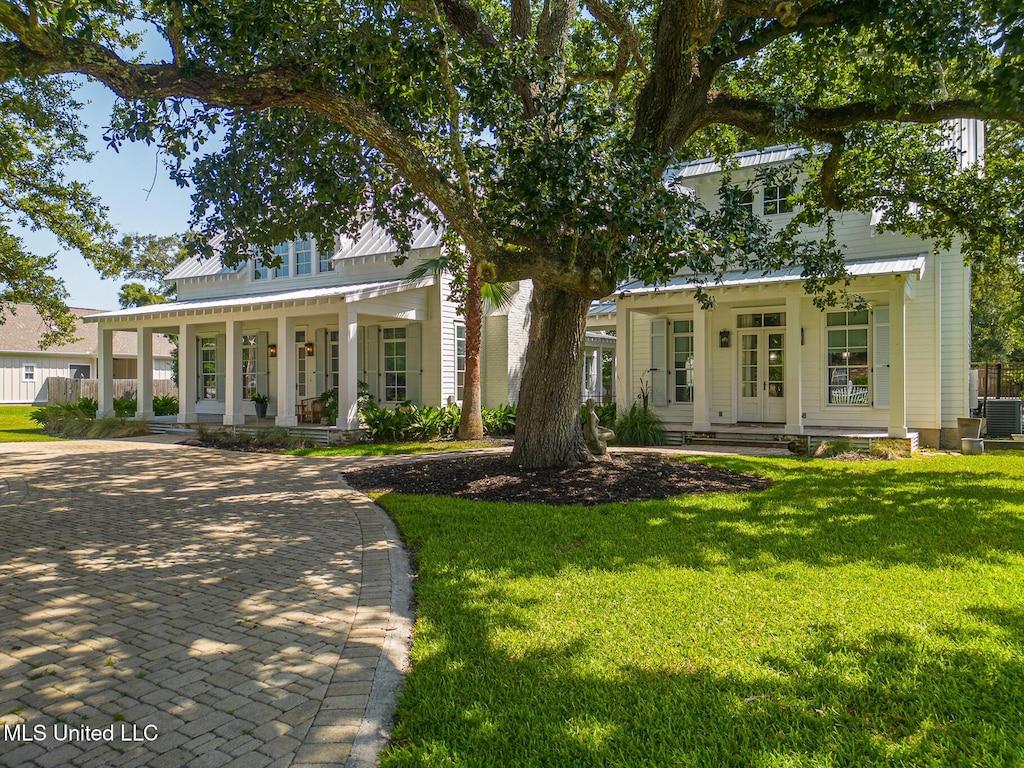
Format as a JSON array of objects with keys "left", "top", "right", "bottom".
[{"left": 82, "top": 276, "right": 435, "bottom": 324}]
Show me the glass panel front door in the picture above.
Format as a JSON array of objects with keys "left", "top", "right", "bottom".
[{"left": 737, "top": 328, "right": 786, "bottom": 422}]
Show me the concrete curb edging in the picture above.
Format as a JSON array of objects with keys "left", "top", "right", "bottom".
[{"left": 339, "top": 474, "right": 415, "bottom": 768}]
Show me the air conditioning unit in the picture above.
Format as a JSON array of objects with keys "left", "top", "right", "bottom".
[{"left": 986, "top": 399, "right": 1023, "bottom": 438}]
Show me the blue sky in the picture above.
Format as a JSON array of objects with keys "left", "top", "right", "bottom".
[{"left": 18, "top": 78, "right": 195, "bottom": 311}]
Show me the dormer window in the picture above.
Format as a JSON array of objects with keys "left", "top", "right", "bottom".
[
  {"left": 253, "top": 250, "right": 270, "bottom": 281},
  {"left": 739, "top": 190, "right": 754, "bottom": 215},
  {"left": 295, "top": 239, "right": 313, "bottom": 275},
  {"left": 763, "top": 184, "right": 794, "bottom": 215},
  {"left": 273, "top": 243, "right": 290, "bottom": 277}
]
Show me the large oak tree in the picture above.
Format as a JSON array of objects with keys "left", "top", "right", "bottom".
[{"left": 3, "top": 0, "right": 1022, "bottom": 466}]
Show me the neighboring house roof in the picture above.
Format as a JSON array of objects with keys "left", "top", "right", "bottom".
[
  {"left": 0, "top": 304, "right": 174, "bottom": 357},
  {"left": 615, "top": 254, "right": 927, "bottom": 298},
  {"left": 84, "top": 277, "right": 436, "bottom": 321},
  {"left": 163, "top": 220, "right": 444, "bottom": 281}
]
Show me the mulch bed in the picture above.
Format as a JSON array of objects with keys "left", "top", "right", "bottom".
[{"left": 342, "top": 453, "right": 770, "bottom": 506}]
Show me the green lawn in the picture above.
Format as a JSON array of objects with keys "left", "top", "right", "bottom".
[
  {"left": 285, "top": 440, "right": 500, "bottom": 457},
  {"left": 378, "top": 452, "right": 1024, "bottom": 767},
  {"left": 0, "top": 405, "right": 59, "bottom": 442}
]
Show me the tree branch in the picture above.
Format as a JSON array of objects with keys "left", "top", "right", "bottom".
[
  {"left": 584, "top": 0, "right": 648, "bottom": 79},
  {"left": 714, "top": 0, "right": 878, "bottom": 65},
  {"left": 0, "top": 30, "right": 502, "bottom": 265},
  {"left": 702, "top": 93, "right": 1004, "bottom": 142},
  {"left": 405, "top": 0, "right": 500, "bottom": 48}
]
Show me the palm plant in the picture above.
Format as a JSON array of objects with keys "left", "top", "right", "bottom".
[{"left": 408, "top": 253, "right": 515, "bottom": 440}]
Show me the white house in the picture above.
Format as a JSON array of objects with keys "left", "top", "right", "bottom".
[
  {"left": 0, "top": 303, "right": 174, "bottom": 404},
  {"left": 86, "top": 222, "right": 534, "bottom": 432},
  {"left": 595, "top": 123, "right": 984, "bottom": 450}
]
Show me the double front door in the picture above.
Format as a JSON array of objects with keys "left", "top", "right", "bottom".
[{"left": 738, "top": 325, "right": 786, "bottom": 423}]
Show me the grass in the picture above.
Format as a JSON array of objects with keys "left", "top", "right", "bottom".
[
  {"left": 0, "top": 405, "right": 59, "bottom": 442},
  {"left": 377, "top": 452, "right": 1024, "bottom": 767},
  {"left": 284, "top": 439, "right": 499, "bottom": 457}
]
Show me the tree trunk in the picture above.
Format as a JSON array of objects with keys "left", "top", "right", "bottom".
[
  {"left": 510, "top": 283, "right": 591, "bottom": 468},
  {"left": 457, "top": 262, "right": 485, "bottom": 440}
]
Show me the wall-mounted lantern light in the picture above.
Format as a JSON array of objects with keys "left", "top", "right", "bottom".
[
  {"left": 719, "top": 329, "right": 731, "bottom": 348},
  {"left": 304, "top": 341, "right": 315, "bottom": 357},
  {"left": 268, "top": 343, "right": 278, "bottom": 358}
]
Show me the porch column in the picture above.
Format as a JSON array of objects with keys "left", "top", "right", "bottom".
[
  {"left": 178, "top": 322, "right": 198, "bottom": 423},
  {"left": 338, "top": 304, "right": 359, "bottom": 430},
  {"left": 276, "top": 315, "right": 298, "bottom": 426},
  {"left": 615, "top": 304, "right": 632, "bottom": 411},
  {"left": 888, "top": 277, "right": 908, "bottom": 438},
  {"left": 97, "top": 326, "right": 114, "bottom": 418},
  {"left": 223, "top": 319, "right": 245, "bottom": 425},
  {"left": 691, "top": 300, "right": 711, "bottom": 431},
  {"left": 135, "top": 326, "right": 154, "bottom": 420},
  {"left": 785, "top": 294, "right": 803, "bottom": 433}
]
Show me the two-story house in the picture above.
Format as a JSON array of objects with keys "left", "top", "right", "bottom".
[
  {"left": 595, "top": 123, "right": 984, "bottom": 450},
  {"left": 86, "top": 221, "right": 534, "bottom": 435}
]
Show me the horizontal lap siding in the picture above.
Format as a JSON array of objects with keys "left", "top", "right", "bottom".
[{"left": 941, "top": 251, "right": 970, "bottom": 425}]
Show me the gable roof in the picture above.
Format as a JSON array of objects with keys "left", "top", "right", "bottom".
[{"left": 0, "top": 304, "right": 174, "bottom": 357}]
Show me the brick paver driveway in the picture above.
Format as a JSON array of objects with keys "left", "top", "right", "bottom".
[{"left": 0, "top": 440, "right": 408, "bottom": 768}]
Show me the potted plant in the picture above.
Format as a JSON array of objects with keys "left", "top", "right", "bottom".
[{"left": 251, "top": 392, "right": 270, "bottom": 419}]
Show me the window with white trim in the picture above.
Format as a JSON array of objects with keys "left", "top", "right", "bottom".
[
  {"left": 295, "top": 238, "right": 313, "bottom": 276},
  {"left": 319, "top": 240, "right": 334, "bottom": 273},
  {"left": 199, "top": 337, "right": 218, "bottom": 399},
  {"left": 273, "top": 243, "right": 290, "bottom": 278},
  {"left": 739, "top": 190, "right": 754, "bottom": 215},
  {"left": 22, "top": 364, "right": 36, "bottom": 383},
  {"left": 383, "top": 327, "right": 408, "bottom": 402},
  {"left": 455, "top": 323, "right": 466, "bottom": 401},
  {"left": 763, "top": 184, "right": 794, "bottom": 215},
  {"left": 672, "top": 320, "right": 694, "bottom": 403},
  {"left": 253, "top": 249, "right": 270, "bottom": 281},
  {"left": 827, "top": 310, "right": 870, "bottom": 405}
]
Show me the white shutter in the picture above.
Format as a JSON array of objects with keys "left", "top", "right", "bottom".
[
  {"left": 214, "top": 334, "right": 226, "bottom": 402},
  {"left": 650, "top": 318, "right": 669, "bottom": 407},
  {"left": 873, "top": 306, "right": 890, "bottom": 409},
  {"left": 364, "top": 325, "right": 379, "bottom": 403},
  {"left": 405, "top": 324, "right": 422, "bottom": 404},
  {"left": 256, "top": 331, "right": 269, "bottom": 397}
]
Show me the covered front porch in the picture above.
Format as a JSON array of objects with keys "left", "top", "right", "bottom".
[{"left": 86, "top": 277, "right": 436, "bottom": 435}]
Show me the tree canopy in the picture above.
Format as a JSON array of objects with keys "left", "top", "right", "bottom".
[{"left": 3, "top": 0, "right": 1022, "bottom": 464}]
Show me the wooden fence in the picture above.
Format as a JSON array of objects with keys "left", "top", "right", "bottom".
[{"left": 43, "top": 377, "right": 178, "bottom": 405}]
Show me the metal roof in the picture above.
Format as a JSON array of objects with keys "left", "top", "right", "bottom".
[
  {"left": 163, "top": 234, "right": 240, "bottom": 280},
  {"left": 333, "top": 220, "right": 443, "bottom": 261},
  {"left": 614, "top": 254, "right": 927, "bottom": 297},
  {"left": 84, "top": 277, "right": 435, "bottom": 322},
  {"left": 588, "top": 300, "right": 617, "bottom": 316},
  {"left": 673, "top": 146, "right": 808, "bottom": 179},
  {"left": 164, "top": 222, "right": 444, "bottom": 281}
]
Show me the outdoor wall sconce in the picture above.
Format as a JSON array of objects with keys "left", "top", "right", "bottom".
[
  {"left": 305, "top": 341, "right": 315, "bottom": 357},
  {"left": 268, "top": 343, "right": 278, "bottom": 358},
  {"left": 719, "top": 330, "right": 731, "bottom": 348}
]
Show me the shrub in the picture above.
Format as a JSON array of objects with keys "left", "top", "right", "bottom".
[
  {"left": 320, "top": 388, "right": 339, "bottom": 425},
  {"left": 75, "top": 397, "right": 99, "bottom": 418},
  {"left": 869, "top": 439, "right": 911, "bottom": 460},
  {"left": 409, "top": 405, "right": 460, "bottom": 440},
  {"left": 113, "top": 395, "right": 137, "bottom": 418},
  {"left": 613, "top": 404, "right": 666, "bottom": 446},
  {"left": 153, "top": 394, "right": 179, "bottom": 416},
  {"left": 482, "top": 403, "right": 516, "bottom": 436},
  {"left": 814, "top": 438, "right": 855, "bottom": 458},
  {"left": 360, "top": 402, "right": 416, "bottom": 442}
]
